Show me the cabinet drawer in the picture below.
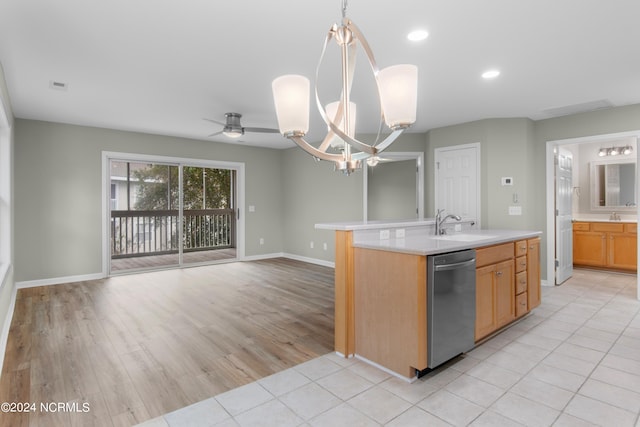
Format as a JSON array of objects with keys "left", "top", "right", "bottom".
[
  {"left": 515, "top": 240, "right": 528, "bottom": 257},
  {"left": 592, "top": 223, "right": 624, "bottom": 233},
  {"left": 515, "top": 255, "right": 527, "bottom": 273},
  {"left": 516, "top": 292, "right": 528, "bottom": 317},
  {"left": 515, "top": 271, "right": 527, "bottom": 294},
  {"left": 476, "top": 243, "right": 514, "bottom": 268},
  {"left": 625, "top": 223, "right": 637, "bottom": 234},
  {"left": 573, "top": 222, "right": 590, "bottom": 231}
]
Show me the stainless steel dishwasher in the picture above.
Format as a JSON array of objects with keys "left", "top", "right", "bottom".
[{"left": 426, "top": 249, "right": 476, "bottom": 369}]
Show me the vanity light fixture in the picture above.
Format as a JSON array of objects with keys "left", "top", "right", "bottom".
[
  {"left": 598, "top": 145, "right": 633, "bottom": 156},
  {"left": 271, "top": 0, "right": 418, "bottom": 175}
]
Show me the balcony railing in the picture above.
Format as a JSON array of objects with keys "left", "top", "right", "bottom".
[{"left": 110, "top": 209, "right": 235, "bottom": 259}]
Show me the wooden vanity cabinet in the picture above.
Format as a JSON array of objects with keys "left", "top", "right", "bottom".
[{"left": 573, "top": 222, "right": 637, "bottom": 271}]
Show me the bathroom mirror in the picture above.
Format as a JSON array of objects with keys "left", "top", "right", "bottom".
[
  {"left": 363, "top": 152, "right": 424, "bottom": 221},
  {"left": 590, "top": 159, "right": 637, "bottom": 209}
]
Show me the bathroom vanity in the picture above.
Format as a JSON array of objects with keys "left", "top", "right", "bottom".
[{"left": 316, "top": 220, "right": 542, "bottom": 380}]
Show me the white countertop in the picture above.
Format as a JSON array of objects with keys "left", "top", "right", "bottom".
[
  {"left": 352, "top": 229, "right": 542, "bottom": 256},
  {"left": 315, "top": 219, "right": 436, "bottom": 231},
  {"left": 573, "top": 218, "right": 637, "bottom": 223}
]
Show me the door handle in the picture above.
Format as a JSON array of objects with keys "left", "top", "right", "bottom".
[{"left": 496, "top": 271, "right": 503, "bottom": 277}]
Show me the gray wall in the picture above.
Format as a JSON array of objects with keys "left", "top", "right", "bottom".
[
  {"left": 14, "top": 120, "right": 284, "bottom": 282},
  {"left": 426, "top": 118, "right": 536, "bottom": 229},
  {"left": 11, "top": 104, "right": 640, "bottom": 285}
]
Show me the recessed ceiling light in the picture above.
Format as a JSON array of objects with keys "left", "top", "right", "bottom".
[
  {"left": 407, "top": 30, "right": 429, "bottom": 42},
  {"left": 482, "top": 70, "right": 500, "bottom": 79}
]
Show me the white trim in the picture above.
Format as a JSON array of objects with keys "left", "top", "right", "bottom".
[
  {"left": 16, "top": 272, "right": 106, "bottom": 289},
  {"left": 0, "top": 269, "right": 16, "bottom": 376},
  {"left": 282, "top": 253, "right": 335, "bottom": 268},
  {"left": 434, "top": 142, "right": 481, "bottom": 226},
  {"left": 241, "top": 252, "right": 336, "bottom": 268},
  {"left": 101, "top": 151, "right": 246, "bottom": 275},
  {"left": 363, "top": 152, "right": 424, "bottom": 221},
  {"left": 546, "top": 130, "right": 640, "bottom": 300}
]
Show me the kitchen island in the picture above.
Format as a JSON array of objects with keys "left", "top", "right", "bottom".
[{"left": 316, "top": 220, "right": 542, "bottom": 380}]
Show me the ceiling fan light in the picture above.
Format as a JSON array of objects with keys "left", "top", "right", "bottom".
[
  {"left": 377, "top": 64, "right": 418, "bottom": 130},
  {"left": 272, "top": 74, "right": 310, "bottom": 136},
  {"left": 223, "top": 130, "right": 242, "bottom": 138},
  {"left": 326, "top": 101, "right": 357, "bottom": 148}
]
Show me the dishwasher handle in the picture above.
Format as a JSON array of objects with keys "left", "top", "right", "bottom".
[{"left": 433, "top": 258, "right": 476, "bottom": 272}]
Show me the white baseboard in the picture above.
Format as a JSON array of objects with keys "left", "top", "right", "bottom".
[
  {"left": 282, "top": 253, "right": 335, "bottom": 268},
  {"left": 16, "top": 272, "right": 106, "bottom": 289},
  {"left": 242, "top": 252, "right": 335, "bottom": 268},
  {"left": 241, "top": 252, "right": 286, "bottom": 262}
]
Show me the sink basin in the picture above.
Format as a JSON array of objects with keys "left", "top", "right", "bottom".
[{"left": 432, "top": 234, "right": 497, "bottom": 242}]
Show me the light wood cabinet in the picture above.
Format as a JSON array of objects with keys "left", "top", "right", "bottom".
[
  {"left": 353, "top": 248, "right": 427, "bottom": 378},
  {"left": 527, "top": 238, "right": 541, "bottom": 310},
  {"left": 573, "top": 222, "right": 636, "bottom": 271},
  {"left": 476, "top": 238, "right": 540, "bottom": 341},
  {"left": 475, "top": 244, "right": 515, "bottom": 341}
]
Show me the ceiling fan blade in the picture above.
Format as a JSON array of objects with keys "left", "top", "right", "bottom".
[
  {"left": 203, "top": 118, "right": 226, "bottom": 126},
  {"left": 207, "top": 130, "right": 224, "bottom": 137},
  {"left": 243, "top": 127, "right": 280, "bottom": 134}
]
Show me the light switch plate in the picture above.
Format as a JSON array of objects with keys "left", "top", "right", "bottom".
[
  {"left": 508, "top": 206, "right": 522, "bottom": 215},
  {"left": 501, "top": 177, "right": 513, "bottom": 186}
]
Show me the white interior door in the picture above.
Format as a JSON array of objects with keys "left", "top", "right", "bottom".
[
  {"left": 434, "top": 143, "right": 480, "bottom": 223},
  {"left": 555, "top": 147, "right": 573, "bottom": 284}
]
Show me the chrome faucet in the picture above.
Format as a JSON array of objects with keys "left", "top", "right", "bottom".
[{"left": 435, "top": 209, "right": 462, "bottom": 235}]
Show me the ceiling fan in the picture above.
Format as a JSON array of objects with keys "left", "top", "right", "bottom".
[{"left": 205, "top": 112, "right": 280, "bottom": 138}]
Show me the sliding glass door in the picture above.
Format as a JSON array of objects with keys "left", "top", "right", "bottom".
[
  {"left": 181, "top": 166, "right": 237, "bottom": 266},
  {"left": 108, "top": 158, "right": 238, "bottom": 274}
]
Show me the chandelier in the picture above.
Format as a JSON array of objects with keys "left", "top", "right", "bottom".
[{"left": 271, "top": 0, "right": 418, "bottom": 175}]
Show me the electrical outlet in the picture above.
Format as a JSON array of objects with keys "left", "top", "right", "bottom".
[
  {"left": 259, "top": 238, "right": 264, "bottom": 245},
  {"left": 508, "top": 206, "right": 522, "bottom": 215},
  {"left": 380, "top": 229, "right": 390, "bottom": 240},
  {"left": 249, "top": 205, "right": 256, "bottom": 212},
  {"left": 395, "top": 228, "right": 406, "bottom": 238},
  {"left": 454, "top": 224, "right": 462, "bottom": 232},
  {"left": 310, "top": 241, "right": 314, "bottom": 249},
  {"left": 323, "top": 243, "right": 328, "bottom": 250}
]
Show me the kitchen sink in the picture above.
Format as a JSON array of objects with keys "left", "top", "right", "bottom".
[{"left": 432, "top": 234, "right": 497, "bottom": 242}]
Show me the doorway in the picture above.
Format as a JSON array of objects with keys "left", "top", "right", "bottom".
[
  {"left": 103, "top": 152, "right": 244, "bottom": 275},
  {"left": 546, "top": 132, "right": 640, "bottom": 300}
]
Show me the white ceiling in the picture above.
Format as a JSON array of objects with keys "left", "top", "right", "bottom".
[{"left": 1, "top": 0, "right": 640, "bottom": 149}]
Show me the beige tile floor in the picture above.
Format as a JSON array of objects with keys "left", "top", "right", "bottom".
[{"left": 137, "top": 269, "right": 640, "bottom": 427}]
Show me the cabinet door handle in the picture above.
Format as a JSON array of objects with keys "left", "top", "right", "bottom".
[
  {"left": 496, "top": 271, "right": 503, "bottom": 277},
  {"left": 529, "top": 245, "right": 534, "bottom": 250}
]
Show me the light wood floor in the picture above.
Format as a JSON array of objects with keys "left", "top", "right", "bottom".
[{"left": 0, "top": 258, "right": 335, "bottom": 427}]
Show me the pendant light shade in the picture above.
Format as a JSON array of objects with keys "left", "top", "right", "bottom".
[
  {"left": 378, "top": 64, "right": 418, "bottom": 130},
  {"left": 272, "top": 75, "right": 310, "bottom": 136}
]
